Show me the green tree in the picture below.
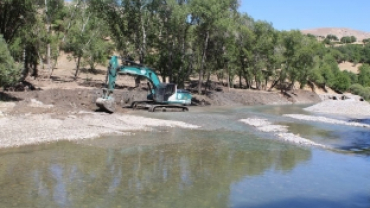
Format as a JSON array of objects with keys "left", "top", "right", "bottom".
[
  {"left": 358, "top": 64, "right": 370, "bottom": 87},
  {"left": 232, "top": 14, "right": 255, "bottom": 89},
  {"left": 342, "top": 70, "right": 358, "bottom": 84},
  {"left": 340, "top": 36, "right": 357, "bottom": 44},
  {"left": 326, "top": 34, "right": 338, "bottom": 41},
  {"left": 331, "top": 72, "right": 351, "bottom": 92},
  {"left": 247, "top": 21, "right": 276, "bottom": 90},
  {"left": 0, "top": 36, "right": 20, "bottom": 87},
  {"left": 190, "top": 0, "right": 238, "bottom": 94},
  {"left": 281, "top": 30, "right": 318, "bottom": 90},
  {"left": 63, "top": 2, "right": 112, "bottom": 78},
  {"left": 0, "top": 0, "right": 36, "bottom": 43}
]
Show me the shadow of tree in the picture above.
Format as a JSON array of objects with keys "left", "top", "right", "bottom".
[
  {"left": 80, "top": 68, "right": 107, "bottom": 75},
  {"left": 0, "top": 92, "right": 22, "bottom": 101}
]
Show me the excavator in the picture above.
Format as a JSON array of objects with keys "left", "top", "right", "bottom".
[{"left": 96, "top": 56, "right": 192, "bottom": 113}]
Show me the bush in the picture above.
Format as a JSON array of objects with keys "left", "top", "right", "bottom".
[
  {"left": 358, "top": 64, "right": 370, "bottom": 87},
  {"left": 331, "top": 72, "right": 351, "bottom": 92},
  {"left": 0, "top": 35, "right": 20, "bottom": 87},
  {"left": 340, "top": 36, "right": 357, "bottom": 44},
  {"left": 349, "top": 84, "right": 370, "bottom": 100}
]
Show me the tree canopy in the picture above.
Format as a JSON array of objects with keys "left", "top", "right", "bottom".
[{"left": 0, "top": 0, "right": 369, "bottom": 98}]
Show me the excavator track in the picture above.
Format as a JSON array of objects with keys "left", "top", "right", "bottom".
[
  {"left": 130, "top": 101, "right": 188, "bottom": 112},
  {"left": 148, "top": 104, "right": 189, "bottom": 112}
]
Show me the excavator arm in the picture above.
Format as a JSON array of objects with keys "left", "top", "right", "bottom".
[{"left": 106, "top": 56, "right": 161, "bottom": 92}]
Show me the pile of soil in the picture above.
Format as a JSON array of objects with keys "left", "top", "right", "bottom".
[
  {"left": 192, "top": 88, "right": 321, "bottom": 107},
  {"left": 1, "top": 82, "right": 321, "bottom": 115}
]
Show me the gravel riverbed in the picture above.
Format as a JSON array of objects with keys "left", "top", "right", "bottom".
[
  {"left": 1, "top": 91, "right": 368, "bottom": 149},
  {"left": 0, "top": 111, "right": 199, "bottom": 148},
  {"left": 239, "top": 118, "right": 327, "bottom": 148},
  {"left": 284, "top": 114, "right": 370, "bottom": 128},
  {"left": 304, "top": 99, "right": 370, "bottom": 119}
]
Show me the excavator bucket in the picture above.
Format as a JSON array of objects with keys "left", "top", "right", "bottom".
[{"left": 96, "top": 88, "right": 116, "bottom": 113}]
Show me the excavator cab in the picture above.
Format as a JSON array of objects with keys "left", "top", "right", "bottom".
[{"left": 153, "top": 83, "right": 176, "bottom": 102}]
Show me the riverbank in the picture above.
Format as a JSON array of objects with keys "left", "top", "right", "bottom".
[
  {"left": 0, "top": 111, "right": 199, "bottom": 148},
  {"left": 0, "top": 82, "right": 368, "bottom": 148}
]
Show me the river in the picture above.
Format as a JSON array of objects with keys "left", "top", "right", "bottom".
[{"left": 0, "top": 105, "right": 369, "bottom": 208}]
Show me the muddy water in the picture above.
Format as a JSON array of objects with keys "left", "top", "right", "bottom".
[{"left": 0, "top": 105, "right": 370, "bottom": 208}]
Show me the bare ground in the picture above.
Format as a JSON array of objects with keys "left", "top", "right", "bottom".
[{"left": 0, "top": 57, "right": 332, "bottom": 148}]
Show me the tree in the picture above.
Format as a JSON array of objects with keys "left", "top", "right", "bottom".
[
  {"left": 358, "top": 64, "right": 370, "bottom": 87},
  {"left": 340, "top": 36, "right": 357, "bottom": 44},
  {"left": 232, "top": 13, "right": 255, "bottom": 89},
  {"left": 342, "top": 70, "right": 358, "bottom": 84},
  {"left": 331, "top": 72, "right": 351, "bottom": 92},
  {"left": 190, "top": 0, "right": 239, "bottom": 94},
  {"left": 0, "top": 0, "right": 36, "bottom": 43},
  {"left": 281, "top": 30, "right": 317, "bottom": 90},
  {"left": 323, "top": 34, "right": 338, "bottom": 47},
  {"left": 63, "top": 2, "right": 112, "bottom": 78},
  {"left": 326, "top": 34, "right": 338, "bottom": 41},
  {"left": 0, "top": 36, "right": 20, "bottom": 87},
  {"left": 43, "top": 0, "right": 65, "bottom": 73}
]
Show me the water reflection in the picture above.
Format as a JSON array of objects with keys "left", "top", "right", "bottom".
[
  {"left": 1, "top": 105, "right": 370, "bottom": 207},
  {"left": 0, "top": 131, "right": 311, "bottom": 208}
]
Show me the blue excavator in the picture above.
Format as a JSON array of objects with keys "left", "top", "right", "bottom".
[{"left": 96, "top": 56, "right": 192, "bottom": 113}]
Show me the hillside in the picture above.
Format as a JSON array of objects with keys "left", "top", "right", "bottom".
[{"left": 301, "top": 27, "right": 370, "bottom": 42}]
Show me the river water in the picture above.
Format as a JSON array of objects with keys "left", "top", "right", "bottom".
[{"left": 0, "top": 105, "right": 369, "bottom": 208}]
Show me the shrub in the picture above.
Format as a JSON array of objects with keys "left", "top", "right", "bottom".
[
  {"left": 0, "top": 35, "right": 20, "bottom": 87},
  {"left": 350, "top": 84, "right": 370, "bottom": 100},
  {"left": 331, "top": 72, "right": 351, "bottom": 92}
]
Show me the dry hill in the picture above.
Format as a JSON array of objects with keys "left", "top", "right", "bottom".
[{"left": 301, "top": 27, "right": 370, "bottom": 42}]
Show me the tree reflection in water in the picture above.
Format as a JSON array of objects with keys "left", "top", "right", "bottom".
[{"left": 0, "top": 130, "right": 311, "bottom": 208}]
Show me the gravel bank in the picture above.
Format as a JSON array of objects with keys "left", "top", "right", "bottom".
[
  {"left": 304, "top": 99, "right": 370, "bottom": 118},
  {"left": 239, "top": 118, "right": 326, "bottom": 148},
  {"left": 0, "top": 112, "right": 199, "bottom": 148},
  {"left": 284, "top": 114, "right": 370, "bottom": 128}
]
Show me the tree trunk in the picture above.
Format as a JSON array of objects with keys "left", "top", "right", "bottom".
[
  {"left": 183, "top": 54, "right": 194, "bottom": 88},
  {"left": 168, "top": 42, "right": 174, "bottom": 83},
  {"left": 178, "top": 28, "right": 187, "bottom": 88},
  {"left": 45, "top": 0, "right": 51, "bottom": 76},
  {"left": 74, "top": 56, "right": 81, "bottom": 78},
  {"left": 239, "top": 71, "right": 242, "bottom": 88},
  {"left": 198, "top": 31, "right": 209, "bottom": 95},
  {"left": 204, "top": 69, "right": 211, "bottom": 93},
  {"left": 20, "top": 47, "right": 28, "bottom": 82},
  {"left": 227, "top": 61, "right": 231, "bottom": 90}
]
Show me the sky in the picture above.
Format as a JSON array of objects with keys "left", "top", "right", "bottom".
[{"left": 238, "top": 0, "right": 369, "bottom": 32}]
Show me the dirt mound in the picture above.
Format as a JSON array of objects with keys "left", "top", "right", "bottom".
[
  {"left": 5, "top": 88, "right": 99, "bottom": 115},
  {"left": 192, "top": 89, "right": 320, "bottom": 107},
  {"left": 2, "top": 86, "right": 321, "bottom": 115}
]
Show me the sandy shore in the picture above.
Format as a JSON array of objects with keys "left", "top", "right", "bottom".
[
  {"left": 284, "top": 114, "right": 370, "bottom": 128},
  {"left": 0, "top": 110, "right": 199, "bottom": 148},
  {"left": 239, "top": 118, "right": 327, "bottom": 148},
  {"left": 304, "top": 98, "right": 370, "bottom": 119}
]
